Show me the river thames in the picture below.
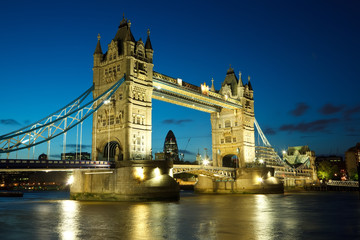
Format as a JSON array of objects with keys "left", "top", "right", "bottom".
[{"left": 0, "top": 191, "right": 359, "bottom": 240}]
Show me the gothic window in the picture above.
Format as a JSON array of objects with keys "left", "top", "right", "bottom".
[
  {"left": 219, "top": 124, "right": 221, "bottom": 129},
  {"left": 136, "top": 116, "right": 141, "bottom": 124},
  {"left": 141, "top": 117, "right": 144, "bottom": 125},
  {"left": 117, "top": 65, "right": 120, "bottom": 71},
  {"left": 221, "top": 139, "right": 224, "bottom": 144},
  {"left": 115, "top": 116, "right": 120, "bottom": 124},
  {"left": 133, "top": 115, "right": 136, "bottom": 123},
  {"left": 225, "top": 120, "right": 231, "bottom": 128},
  {"left": 109, "top": 115, "right": 114, "bottom": 125},
  {"left": 105, "top": 69, "right": 108, "bottom": 75},
  {"left": 233, "top": 138, "right": 236, "bottom": 142},
  {"left": 225, "top": 136, "right": 232, "bottom": 143},
  {"left": 102, "top": 119, "right": 106, "bottom": 127},
  {"left": 235, "top": 122, "right": 238, "bottom": 126},
  {"left": 119, "top": 93, "right": 123, "bottom": 100}
]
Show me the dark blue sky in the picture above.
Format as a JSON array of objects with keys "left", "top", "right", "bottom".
[{"left": 1, "top": 0, "right": 359, "bottom": 160}]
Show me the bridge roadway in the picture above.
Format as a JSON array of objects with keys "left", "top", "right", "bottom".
[
  {"left": 0, "top": 159, "right": 112, "bottom": 171},
  {"left": 0, "top": 159, "right": 236, "bottom": 179},
  {"left": 173, "top": 164, "right": 236, "bottom": 179},
  {"left": 152, "top": 72, "right": 242, "bottom": 113}
]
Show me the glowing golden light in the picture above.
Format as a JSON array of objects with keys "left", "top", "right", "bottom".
[
  {"left": 201, "top": 82, "right": 209, "bottom": 95},
  {"left": 259, "top": 159, "right": 264, "bottom": 164},
  {"left": 134, "top": 167, "right": 145, "bottom": 181},
  {"left": 153, "top": 167, "right": 161, "bottom": 177},
  {"left": 67, "top": 175, "right": 74, "bottom": 185},
  {"left": 169, "top": 168, "right": 173, "bottom": 177},
  {"left": 203, "top": 159, "right": 209, "bottom": 166},
  {"left": 256, "top": 177, "right": 263, "bottom": 183}
]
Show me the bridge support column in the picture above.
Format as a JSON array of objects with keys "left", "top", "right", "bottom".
[
  {"left": 70, "top": 160, "right": 179, "bottom": 201},
  {"left": 194, "top": 167, "right": 283, "bottom": 194}
]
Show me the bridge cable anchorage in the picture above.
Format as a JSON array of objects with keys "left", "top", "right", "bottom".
[
  {"left": 254, "top": 118, "right": 294, "bottom": 169},
  {"left": 0, "top": 75, "right": 126, "bottom": 154}
]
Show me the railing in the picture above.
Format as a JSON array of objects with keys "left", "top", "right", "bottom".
[
  {"left": 173, "top": 164, "right": 236, "bottom": 179},
  {"left": 326, "top": 180, "right": 359, "bottom": 187},
  {"left": 0, "top": 159, "right": 113, "bottom": 170}
]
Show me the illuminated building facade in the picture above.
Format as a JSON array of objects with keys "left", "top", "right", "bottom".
[
  {"left": 211, "top": 68, "right": 255, "bottom": 167},
  {"left": 92, "top": 16, "right": 154, "bottom": 162}
]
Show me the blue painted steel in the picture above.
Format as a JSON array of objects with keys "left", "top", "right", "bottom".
[
  {"left": 0, "top": 75, "right": 126, "bottom": 153},
  {"left": 0, "top": 159, "right": 114, "bottom": 169}
]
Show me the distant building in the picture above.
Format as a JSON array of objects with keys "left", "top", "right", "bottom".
[
  {"left": 345, "top": 143, "right": 360, "bottom": 180},
  {"left": 282, "top": 146, "right": 318, "bottom": 184},
  {"left": 155, "top": 152, "right": 165, "bottom": 160},
  {"left": 315, "top": 155, "right": 346, "bottom": 180},
  {"left": 61, "top": 152, "right": 91, "bottom": 160},
  {"left": 163, "top": 130, "right": 180, "bottom": 162}
]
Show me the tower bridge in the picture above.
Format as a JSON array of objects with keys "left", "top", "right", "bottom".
[{"left": 0, "top": 16, "right": 289, "bottom": 200}]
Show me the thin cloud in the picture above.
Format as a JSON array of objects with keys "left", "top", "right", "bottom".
[
  {"left": 0, "top": 119, "right": 20, "bottom": 125},
  {"left": 162, "top": 119, "right": 193, "bottom": 125},
  {"left": 289, "top": 102, "right": 309, "bottom": 116},
  {"left": 263, "top": 127, "right": 276, "bottom": 135},
  {"left": 318, "top": 103, "right": 343, "bottom": 115},
  {"left": 279, "top": 118, "right": 339, "bottom": 133},
  {"left": 344, "top": 104, "right": 360, "bottom": 120}
]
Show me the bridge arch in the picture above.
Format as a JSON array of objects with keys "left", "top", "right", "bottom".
[
  {"left": 222, "top": 154, "right": 239, "bottom": 168},
  {"left": 103, "top": 140, "right": 123, "bottom": 161}
]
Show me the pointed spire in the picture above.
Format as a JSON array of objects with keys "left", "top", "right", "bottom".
[
  {"left": 238, "top": 71, "right": 243, "bottom": 86},
  {"left": 210, "top": 78, "right": 215, "bottom": 92},
  {"left": 248, "top": 75, "right": 253, "bottom": 90},
  {"left": 227, "top": 64, "right": 234, "bottom": 75},
  {"left": 145, "top": 28, "right": 153, "bottom": 50},
  {"left": 94, "top": 33, "right": 103, "bottom": 55}
]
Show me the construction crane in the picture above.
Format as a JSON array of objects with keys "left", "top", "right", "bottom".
[{"left": 180, "top": 138, "right": 191, "bottom": 161}]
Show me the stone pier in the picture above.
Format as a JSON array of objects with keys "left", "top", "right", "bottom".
[
  {"left": 70, "top": 160, "right": 179, "bottom": 201},
  {"left": 194, "top": 167, "right": 284, "bottom": 194}
]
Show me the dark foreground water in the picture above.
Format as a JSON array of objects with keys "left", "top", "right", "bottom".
[{"left": 0, "top": 191, "right": 359, "bottom": 240}]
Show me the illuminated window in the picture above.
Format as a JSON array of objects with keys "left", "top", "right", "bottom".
[
  {"left": 225, "top": 120, "right": 231, "bottom": 128},
  {"left": 109, "top": 116, "right": 114, "bottom": 125}
]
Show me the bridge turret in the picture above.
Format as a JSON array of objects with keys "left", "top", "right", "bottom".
[
  {"left": 145, "top": 29, "right": 153, "bottom": 63},
  {"left": 93, "top": 34, "right": 103, "bottom": 66},
  {"left": 92, "top": 16, "right": 154, "bottom": 162},
  {"left": 220, "top": 66, "right": 239, "bottom": 99}
]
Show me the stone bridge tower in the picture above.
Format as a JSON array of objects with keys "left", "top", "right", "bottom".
[
  {"left": 91, "top": 17, "right": 154, "bottom": 162},
  {"left": 211, "top": 67, "right": 255, "bottom": 167}
]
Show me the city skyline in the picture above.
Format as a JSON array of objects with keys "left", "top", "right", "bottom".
[{"left": 1, "top": 0, "right": 359, "bottom": 160}]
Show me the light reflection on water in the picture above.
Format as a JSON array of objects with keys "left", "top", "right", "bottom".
[
  {"left": 58, "top": 200, "right": 79, "bottom": 240},
  {"left": 0, "top": 191, "right": 359, "bottom": 240}
]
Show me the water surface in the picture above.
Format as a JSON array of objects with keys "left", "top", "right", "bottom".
[{"left": 0, "top": 191, "right": 359, "bottom": 240}]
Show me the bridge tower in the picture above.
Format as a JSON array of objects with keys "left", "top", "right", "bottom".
[
  {"left": 92, "top": 17, "right": 154, "bottom": 162},
  {"left": 211, "top": 67, "right": 255, "bottom": 167}
]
